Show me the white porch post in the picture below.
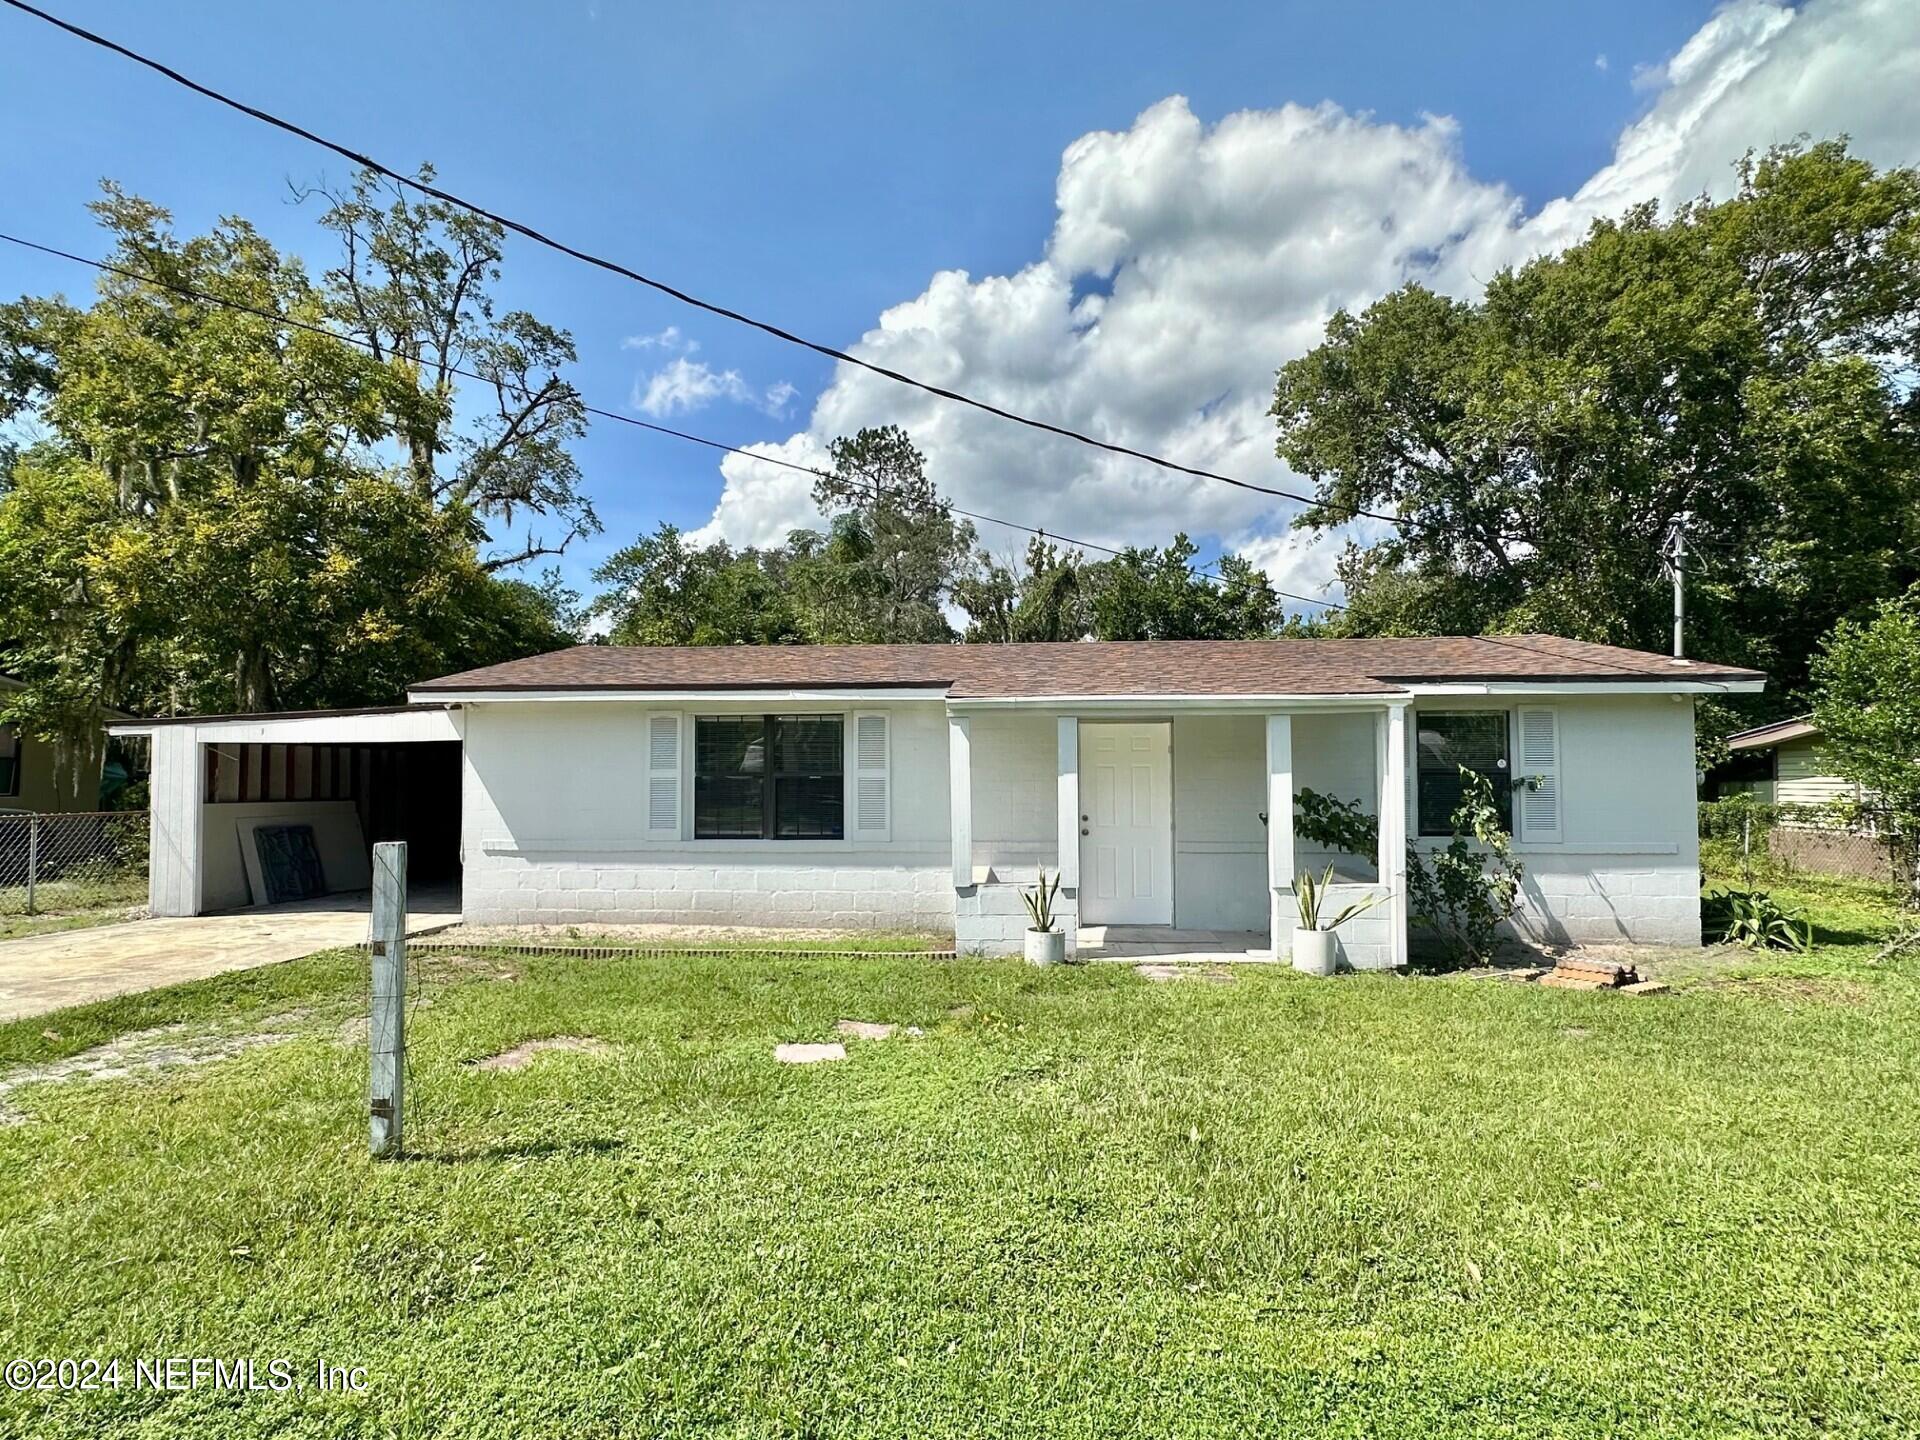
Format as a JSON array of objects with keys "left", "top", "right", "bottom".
[
  {"left": 949, "top": 713, "right": 973, "bottom": 889},
  {"left": 1380, "top": 703, "right": 1410, "bottom": 968},
  {"left": 1055, "top": 716, "right": 1079, "bottom": 889},
  {"left": 1265, "top": 714, "right": 1295, "bottom": 956}
]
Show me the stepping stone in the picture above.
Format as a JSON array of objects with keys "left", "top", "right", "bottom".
[
  {"left": 774, "top": 1043, "right": 846, "bottom": 1064},
  {"left": 835, "top": 1019, "right": 895, "bottom": 1040},
  {"left": 1133, "top": 963, "right": 1234, "bottom": 984},
  {"left": 1620, "top": 980, "right": 1670, "bottom": 996}
]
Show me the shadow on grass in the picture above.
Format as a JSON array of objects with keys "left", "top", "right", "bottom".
[{"left": 399, "top": 1136, "right": 628, "bottom": 1165}]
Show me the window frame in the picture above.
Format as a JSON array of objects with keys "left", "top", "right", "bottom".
[
  {"left": 692, "top": 713, "right": 846, "bottom": 842},
  {"left": 1415, "top": 709, "right": 1513, "bottom": 839}
]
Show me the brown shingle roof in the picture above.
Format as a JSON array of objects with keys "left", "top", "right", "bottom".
[{"left": 411, "top": 636, "right": 1763, "bottom": 698}]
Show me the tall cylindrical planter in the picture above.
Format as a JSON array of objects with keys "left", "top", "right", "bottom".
[
  {"left": 1291, "top": 927, "right": 1336, "bottom": 977},
  {"left": 1025, "top": 928, "right": 1066, "bottom": 966}
]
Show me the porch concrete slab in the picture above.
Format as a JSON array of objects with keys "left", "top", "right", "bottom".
[
  {"left": 1076, "top": 928, "right": 1273, "bottom": 964},
  {"left": 0, "top": 889, "right": 460, "bottom": 1023}
]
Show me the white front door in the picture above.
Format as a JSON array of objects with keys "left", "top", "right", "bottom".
[{"left": 1079, "top": 722, "right": 1173, "bottom": 926}]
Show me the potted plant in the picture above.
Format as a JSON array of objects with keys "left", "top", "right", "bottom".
[
  {"left": 1022, "top": 867, "right": 1067, "bottom": 966},
  {"left": 1292, "top": 864, "right": 1386, "bottom": 976}
]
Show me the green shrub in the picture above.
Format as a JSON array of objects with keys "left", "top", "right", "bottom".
[{"left": 1704, "top": 886, "right": 1812, "bottom": 952}]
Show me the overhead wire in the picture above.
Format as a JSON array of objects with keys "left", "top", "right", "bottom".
[
  {"left": 0, "top": 229, "right": 1350, "bottom": 616},
  {"left": 0, "top": 0, "right": 1429, "bottom": 538}
]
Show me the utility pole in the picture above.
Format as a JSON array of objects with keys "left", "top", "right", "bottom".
[
  {"left": 1664, "top": 511, "right": 1691, "bottom": 660},
  {"left": 369, "top": 841, "right": 407, "bottom": 1160}
]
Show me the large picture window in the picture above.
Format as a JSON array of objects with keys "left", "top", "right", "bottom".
[
  {"left": 0, "top": 727, "right": 18, "bottom": 798},
  {"left": 694, "top": 715, "right": 844, "bottom": 840},
  {"left": 1417, "top": 712, "right": 1512, "bottom": 837}
]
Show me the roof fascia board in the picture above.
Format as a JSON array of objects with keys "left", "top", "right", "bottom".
[
  {"left": 945, "top": 693, "right": 1410, "bottom": 713},
  {"left": 412, "top": 685, "right": 953, "bottom": 705},
  {"left": 1405, "top": 680, "right": 1764, "bottom": 696}
]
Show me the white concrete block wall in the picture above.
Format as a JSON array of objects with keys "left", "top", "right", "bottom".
[
  {"left": 1272, "top": 882, "right": 1394, "bottom": 970},
  {"left": 1508, "top": 859, "right": 1701, "bottom": 946},
  {"left": 456, "top": 691, "right": 1704, "bottom": 949},
  {"left": 461, "top": 698, "right": 956, "bottom": 931},
  {"left": 955, "top": 881, "right": 1079, "bottom": 956},
  {"left": 465, "top": 851, "right": 954, "bottom": 930},
  {"left": 1409, "top": 694, "right": 1704, "bottom": 948}
]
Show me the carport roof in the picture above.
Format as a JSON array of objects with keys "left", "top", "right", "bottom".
[
  {"left": 107, "top": 702, "right": 455, "bottom": 734},
  {"left": 408, "top": 636, "right": 1764, "bottom": 700}
]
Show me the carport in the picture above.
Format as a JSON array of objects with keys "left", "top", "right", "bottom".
[{"left": 109, "top": 705, "right": 464, "bottom": 918}]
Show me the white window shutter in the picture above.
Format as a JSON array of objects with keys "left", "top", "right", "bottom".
[
  {"left": 851, "top": 712, "right": 890, "bottom": 843},
  {"left": 646, "top": 713, "right": 681, "bottom": 839},
  {"left": 1515, "top": 707, "right": 1561, "bottom": 843}
]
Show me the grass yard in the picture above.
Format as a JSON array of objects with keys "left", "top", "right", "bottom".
[
  {"left": 1, "top": 886, "right": 1917, "bottom": 1437},
  {"left": 0, "top": 869, "right": 147, "bottom": 942}
]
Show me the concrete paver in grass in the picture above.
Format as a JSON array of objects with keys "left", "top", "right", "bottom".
[
  {"left": 774, "top": 1043, "right": 846, "bottom": 1064},
  {"left": 1132, "top": 963, "right": 1236, "bottom": 984}
]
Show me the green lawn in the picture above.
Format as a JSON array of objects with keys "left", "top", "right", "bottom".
[
  {"left": 0, "top": 868, "right": 146, "bottom": 941},
  {"left": 1, "top": 891, "right": 1917, "bottom": 1437}
]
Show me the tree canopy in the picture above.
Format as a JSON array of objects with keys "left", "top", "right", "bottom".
[
  {"left": 0, "top": 178, "right": 585, "bottom": 793},
  {"left": 1809, "top": 584, "right": 1920, "bottom": 902},
  {"left": 589, "top": 429, "right": 1314, "bottom": 649},
  {"left": 1273, "top": 140, "right": 1920, "bottom": 734}
]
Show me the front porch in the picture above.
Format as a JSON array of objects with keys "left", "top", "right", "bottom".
[{"left": 947, "top": 702, "right": 1410, "bottom": 968}]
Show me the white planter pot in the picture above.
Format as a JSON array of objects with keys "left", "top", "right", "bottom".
[
  {"left": 1025, "top": 928, "right": 1067, "bottom": 966},
  {"left": 1291, "top": 927, "right": 1336, "bottom": 977}
]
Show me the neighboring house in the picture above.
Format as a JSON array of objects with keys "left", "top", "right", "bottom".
[
  {"left": 110, "top": 636, "right": 1763, "bottom": 963},
  {"left": 0, "top": 672, "right": 118, "bottom": 815},
  {"left": 1718, "top": 716, "right": 1857, "bottom": 808}
]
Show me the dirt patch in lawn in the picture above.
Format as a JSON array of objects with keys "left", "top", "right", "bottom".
[
  {"left": 1698, "top": 974, "right": 1873, "bottom": 1006},
  {"left": 0, "top": 1013, "right": 307, "bottom": 1125},
  {"left": 468, "top": 1036, "right": 610, "bottom": 1071}
]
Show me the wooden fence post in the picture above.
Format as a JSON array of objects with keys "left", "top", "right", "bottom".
[{"left": 369, "top": 841, "right": 407, "bottom": 1159}]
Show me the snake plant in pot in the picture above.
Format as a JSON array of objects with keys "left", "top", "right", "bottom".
[
  {"left": 1292, "top": 864, "right": 1386, "bottom": 976},
  {"left": 1021, "top": 867, "right": 1066, "bottom": 966}
]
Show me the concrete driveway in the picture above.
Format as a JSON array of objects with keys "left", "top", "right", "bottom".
[{"left": 0, "top": 890, "right": 460, "bottom": 1022}]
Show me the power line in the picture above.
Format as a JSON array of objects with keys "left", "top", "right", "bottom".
[
  {"left": 6, "top": 235, "right": 1735, "bottom": 675},
  {"left": 0, "top": 0, "right": 1421, "bottom": 538},
  {"left": 0, "top": 228, "right": 1348, "bottom": 616}
]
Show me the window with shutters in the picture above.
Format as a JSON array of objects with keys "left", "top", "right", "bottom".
[
  {"left": 693, "top": 715, "right": 844, "bottom": 840},
  {"left": 1416, "top": 712, "right": 1512, "bottom": 837}
]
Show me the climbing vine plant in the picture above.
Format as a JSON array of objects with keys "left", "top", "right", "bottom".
[{"left": 1294, "top": 769, "right": 1523, "bottom": 970}]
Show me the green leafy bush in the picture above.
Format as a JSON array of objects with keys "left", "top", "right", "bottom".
[{"left": 1294, "top": 769, "right": 1523, "bottom": 970}]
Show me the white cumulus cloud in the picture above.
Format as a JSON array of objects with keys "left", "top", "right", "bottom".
[
  {"left": 690, "top": 0, "right": 1920, "bottom": 603},
  {"left": 634, "top": 357, "right": 797, "bottom": 419}
]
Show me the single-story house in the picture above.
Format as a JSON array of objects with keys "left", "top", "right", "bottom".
[
  {"left": 1715, "top": 716, "right": 1856, "bottom": 807},
  {"left": 0, "top": 671, "right": 123, "bottom": 815},
  {"left": 109, "top": 636, "right": 1763, "bottom": 964}
]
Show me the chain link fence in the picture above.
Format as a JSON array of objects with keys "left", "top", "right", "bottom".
[
  {"left": 1699, "top": 797, "right": 1903, "bottom": 888},
  {"left": 0, "top": 811, "right": 149, "bottom": 918}
]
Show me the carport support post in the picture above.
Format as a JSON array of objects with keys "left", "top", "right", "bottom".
[{"left": 369, "top": 841, "right": 407, "bottom": 1160}]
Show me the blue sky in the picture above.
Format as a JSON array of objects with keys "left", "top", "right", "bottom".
[{"left": 4, "top": 1, "right": 1916, "bottom": 606}]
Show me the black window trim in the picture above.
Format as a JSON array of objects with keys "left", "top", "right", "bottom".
[{"left": 693, "top": 712, "right": 846, "bottom": 842}]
